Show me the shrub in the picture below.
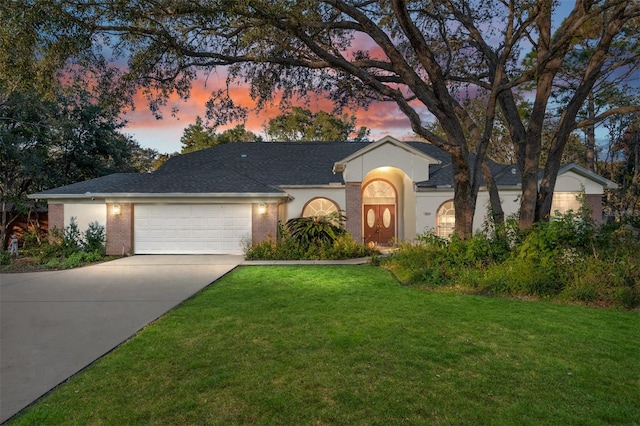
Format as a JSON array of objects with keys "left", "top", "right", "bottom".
[
  {"left": 285, "top": 211, "right": 346, "bottom": 246},
  {"left": 475, "top": 259, "right": 562, "bottom": 297},
  {"left": 383, "top": 211, "right": 640, "bottom": 308},
  {"left": 245, "top": 218, "right": 374, "bottom": 260},
  {"left": 382, "top": 236, "right": 453, "bottom": 286},
  {"left": 0, "top": 251, "right": 11, "bottom": 265},
  {"left": 43, "top": 251, "right": 104, "bottom": 270},
  {"left": 62, "top": 217, "right": 84, "bottom": 256},
  {"left": 22, "top": 220, "right": 108, "bottom": 269},
  {"left": 84, "top": 221, "right": 106, "bottom": 255}
]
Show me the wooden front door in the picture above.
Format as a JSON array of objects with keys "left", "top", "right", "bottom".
[{"left": 364, "top": 204, "right": 395, "bottom": 245}]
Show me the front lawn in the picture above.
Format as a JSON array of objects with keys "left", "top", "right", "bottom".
[{"left": 10, "top": 266, "right": 640, "bottom": 425}]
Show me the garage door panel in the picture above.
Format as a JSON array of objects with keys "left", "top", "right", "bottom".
[{"left": 134, "top": 204, "right": 252, "bottom": 254}]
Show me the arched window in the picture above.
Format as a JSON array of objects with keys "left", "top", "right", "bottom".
[
  {"left": 302, "top": 197, "right": 339, "bottom": 217},
  {"left": 362, "top": 180, "right": 396, "bottom": 204},
  {"left": 436, "top": 200, "right": 455, "bottom": 238}
]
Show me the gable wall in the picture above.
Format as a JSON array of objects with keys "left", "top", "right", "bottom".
[
  {"left": 555, "top": 171, "right": 604, "bottom": 194},
  {"left": 342, "top": 143, "right": 431, "bottom": 183}
]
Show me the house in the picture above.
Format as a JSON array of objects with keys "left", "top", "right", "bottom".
[{"left": 29, "top": 136, "right": 617, "bottom": 255}]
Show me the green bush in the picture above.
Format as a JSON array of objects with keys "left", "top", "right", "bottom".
[
  {"left": 0, "top": 251, "right": 11, "bottom": 265},
  {"left": 22, "top": 220, "right": 108, "bottom": 269},
  {"left": 475, "top": 259, "right": 562, "bottom": 297},
  {"left": 245, "top": 220, "right": 375, "bottom": 261},
  {"left": 383, "top": 212, "right": 640, "bottom": 309},
  {"left": 84, "top": 221, "right": 106, "bottom": 255},
  {"left": 285, "top": 211, "right": 346, "bottom": 246},
  {"left": 44, "top": 251, "right": 104, "bottom": 270},
  {"left": 62, "top": 218, "right": 84, "bottom": 256}
]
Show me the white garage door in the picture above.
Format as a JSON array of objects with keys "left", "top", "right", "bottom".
[{"left": 134, "top": 204, "right": 252, "bottom": 254}]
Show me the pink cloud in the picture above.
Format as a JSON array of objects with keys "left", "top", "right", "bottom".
[{"left": 122, "top": 66, "right": 427, "bottom": 152}]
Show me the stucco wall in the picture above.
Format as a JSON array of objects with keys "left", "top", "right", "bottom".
[
  {"left": 414, "top": 189, "right": 523, "bottom": 238},
  {"left": 64, "top": 203, "right": 107, "bottom": 234}
]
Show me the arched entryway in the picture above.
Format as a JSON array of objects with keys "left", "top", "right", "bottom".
[{"left": 362, "top": 179, "right": 397, "bottom": 245}]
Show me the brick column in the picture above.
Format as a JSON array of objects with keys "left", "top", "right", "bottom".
[
  {"left": 106, "top": 203, "right": 133, "bottom": 256},
  {"left": 252, "top": 202, "right": 279, "bottom": 245},
  {"left": 345, "top": 182, "right": 362, "bottom": 242},
  {"left": 48, "top": 203, "right": 64, "bottom": 243},
  {"left": 585, "top": 194, "right": 603, "bottom": 223}
]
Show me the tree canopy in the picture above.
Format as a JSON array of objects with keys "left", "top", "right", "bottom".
[
  {"left": 9, "top": 0, "right": 640, "bottom": 237},
  {"left": 266, "top": 107, "right": 370, "bottom": 142},
  {"left": 180, "top": 118, "right": 262, "bottom": 154}
]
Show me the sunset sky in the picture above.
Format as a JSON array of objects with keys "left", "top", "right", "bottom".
[
  {"left": 119, "top": 2, "right": 625, "bottom": 155},
  {"left": 122, "top": 75, "right": 420, "bottom": 154}
]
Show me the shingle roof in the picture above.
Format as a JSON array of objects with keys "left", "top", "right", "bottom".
[
  {"left": 30, "top": 140, "right": 531, "bottom": 198},
  {"left": 31, "top": 142, "right": 369, "bottom": 197}
]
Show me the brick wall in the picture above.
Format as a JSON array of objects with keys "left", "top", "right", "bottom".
[
  {"left": 345, "top": 182, "right": 362, "bottom": 242},
  {"left": 106, "top": 203, "right": 133, "bottom": 256},
  {"left": 585, "top": 194, "right": 603, "bottom": 223},
  {"left": 48, "top": 203, "right": 64, "bottom": 243},
  {"left": 252, "top": 202, "right": 279, "bottom": 245}
]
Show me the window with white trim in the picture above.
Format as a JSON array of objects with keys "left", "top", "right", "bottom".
[
  {"left": 436, "top": 200, "right": 455, "bottom": 238},
  {"left": 302, "top": 197, "right": 339, "bottom": 217}
]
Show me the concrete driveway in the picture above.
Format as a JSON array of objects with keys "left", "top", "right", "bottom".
[{"left": 0, "top": 255, "right": 242, "bottom": 423}]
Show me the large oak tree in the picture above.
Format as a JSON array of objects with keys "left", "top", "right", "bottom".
[{"left": 14, "top": 0, "right": 640, "bottom": 237}]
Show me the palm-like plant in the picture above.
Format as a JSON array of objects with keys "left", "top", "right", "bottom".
[{"left": 285, "top": 211, "right": 346, "bottom": 246}]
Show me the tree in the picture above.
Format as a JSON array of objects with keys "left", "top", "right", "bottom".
[
  {"left": 1, "top": 91, "right": 52, "bottom": 250},
  {"left": 30, "top": 0, "right": 640, "bottom": 237},
  {"left": 266, "top": 107, "right": 370, "bottom": 142},
  {"left": 0, "top": 87, "right": 156, "bottom": 250},
  {"left": 180, "top": 116, "right": 216, "bottom": 154},
  {"left": 215, "top": 124, "right": 263, "bottom": 145},
  {"left": 601, "top": 114, "right": 640, "bottom": 222},
  {"left": 181, "top": 118, "right": 262, "bottom": 154}
]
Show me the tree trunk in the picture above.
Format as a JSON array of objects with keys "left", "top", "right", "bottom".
[
  {"left": 585, "top": 93, "right": 596, "bottom": 172},
  {"left": 1, "top": 198, "right": 6, "bottom": 252},
  {"left": 482, "top": 158, "right": 504, "bottom": 225},
  {"left": 451, "top": 151, "right": 476, "bottom": 239}
]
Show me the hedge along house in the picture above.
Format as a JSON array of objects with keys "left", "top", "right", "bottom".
[{"left": 30, "top": 136, "right": 617, "bottom": 255}]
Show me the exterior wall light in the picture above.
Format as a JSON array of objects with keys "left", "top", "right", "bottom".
[
  {"left": 113, "top": 204, "right": 121, "bottom": 215},
  {"left": 258, "top": 203, "right": 267, "bottom": 215}
]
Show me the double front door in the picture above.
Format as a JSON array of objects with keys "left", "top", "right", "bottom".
[{"left": 364, "top": 204, "right": 395, "bottom": 245}]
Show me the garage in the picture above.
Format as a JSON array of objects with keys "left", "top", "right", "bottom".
[{"left": 134, "top": 204, "right": 252, "bottom": 254}]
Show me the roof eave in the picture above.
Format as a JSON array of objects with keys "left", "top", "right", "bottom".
[
  {"left": 28, "top": 192, "right": 289, "bottom": 200},
  {"left": 557, "top": 163, "right": 618, "bottom": 189}
]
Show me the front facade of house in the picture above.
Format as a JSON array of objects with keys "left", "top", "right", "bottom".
[{"left": 31, "top": 136, "right": 616, "bottom": 255}]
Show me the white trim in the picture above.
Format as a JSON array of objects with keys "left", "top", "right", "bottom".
[
  {"left": 333, "top": 136, "right": 441, "bottom": 173},
  {"left": 558, "top": 164, "right": 618, "bottom": 189},
  {"left": 29, "top": 192, "right": 287, "bottom": 200}
]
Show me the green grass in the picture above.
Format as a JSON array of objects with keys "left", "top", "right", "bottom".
[{"left": 10, "top": 266, "right": 640, "bottom": 425}]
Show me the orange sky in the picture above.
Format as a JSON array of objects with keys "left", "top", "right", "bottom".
[{"left": 122, "top": 73, "right": 419, "bottom": 153}]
